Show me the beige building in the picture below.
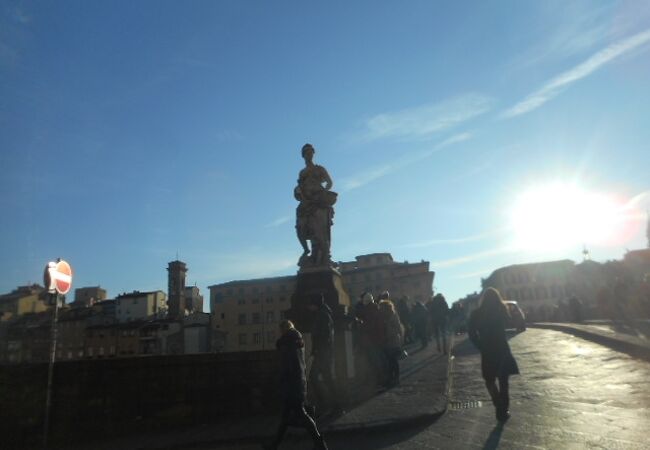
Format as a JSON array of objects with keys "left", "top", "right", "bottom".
[
  {"left": 208, "top": 253, "right": 435, "bottom": 353},
  {"left": 482, "top": 259, "right": 576, "bottom": 312},
  {"left": 71, "top": 286, "right": 107, "bottom": 308},
  {"left": 0, "top": 284, "right": 49, "bottom": 321},
  {"left": 115, "top": 290, "right": 167, "bottom": 323},
  {"left": 209, "top": 275, "right": 295, "bottom": 352},
  {"left": 338, "top": 253, "right": 435, "bottom": 304}
]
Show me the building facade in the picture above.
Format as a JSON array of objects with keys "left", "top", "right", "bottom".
[
  {"left": 71, "top": 286, "right": 107, "bottom": 308},
  {"left": 115, "top": 290, "right": 167, "bottom": 323},
  {"left": 338, "top": 253, "right": 435, "bottom": 304},
  {"left": 208, "top": 252, "right": 435, "bottom": 352},
  {"left": 167, "top": 260, "right": 187, "bottom": 319},
  {"left": 0, "top": 284, "right": 49, "bottom": 321}
]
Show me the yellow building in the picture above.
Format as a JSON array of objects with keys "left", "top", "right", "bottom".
[
  {"left": 208, "top": 253, "right": 435, "bottom": 352},
  {"left": 209, "top": 275, "right": 295, "bottom": 352},
  {"left": 0, "top": 284, "right": 49, "bottom": 321}
]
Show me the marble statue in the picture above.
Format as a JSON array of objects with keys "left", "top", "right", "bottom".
[{"left": 294, "top": 143, "right": 337, "bottom": 269}]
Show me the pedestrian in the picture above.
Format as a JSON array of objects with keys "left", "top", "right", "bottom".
[
  {"left": 356, "top": 292, "right": 388, "bottom": 389},
  {"left": 468, "top": 288, "right": 519, "bottom": 422},
  {"left": 430, "top": 293, "right": 449, "bottom": 354},
  {"left": 264, "top": 320, "right": 328, "bottom": 450},
  {"left": 411, "top": 301, "right": 430, "bottom": 349},
  {"left": 396, "top": 296, "right": 413, "bottom": 344},
  {"left": 379, "top": 299, "right": 404, "bottom": 387},
  {"left": 308, "top": 293, "right": 340, "bottom": 415}
]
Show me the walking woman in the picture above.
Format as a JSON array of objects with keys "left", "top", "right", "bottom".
[
  {"left": 468, "top": 288, "right": 519, "bottom": 422},
  {"left": 264, "top": 320, "right": 328, "bottom": 450},
  {"left": 379, "top": 299, "right": 404, "bottom": 387}
]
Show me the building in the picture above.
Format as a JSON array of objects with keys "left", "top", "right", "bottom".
[
  {"left": 71, "top": 286, "right": 107, "bottom": 308},
  {"left": 167, "top": 260, "right": 187, "bottom": 319},
  {"left": 338, "top": 253, "right": 435, "bottom": 304},
  {"left": 0, "top": 284, "right": 49, "bottom": 321},
  {"left": 208, "top": 252, "right": 435, "bottom": 352},
  {"left": 115, "top": 290, "right": 166, "bottom": 323},
  {"left": 481, "top": 260, "right": 576, "bottom": 313},
  {"left": 209, "top": 275, "right": 295, "bottom": 352},
  {"left": 184, "top": 285, "right": 204, "bottom": 313}
]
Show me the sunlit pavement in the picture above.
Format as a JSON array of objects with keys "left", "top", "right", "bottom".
[{"left": 210, "top": 328, "right": 650, "bottom": 449}]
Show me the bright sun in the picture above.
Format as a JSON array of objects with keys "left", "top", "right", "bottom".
[{"left": 509, "top": 183, "right": 629, "bottom": 252}]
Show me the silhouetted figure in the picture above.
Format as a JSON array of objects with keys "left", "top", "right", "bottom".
[
  {"left": 468, "top": 288, "right": 519, "bottom": 422},
  {"left": 265, "top": 320, "right": 328, "bottom": 450},
  {"left": 568, "top": 296, "right": 583, "bottom": 323},
  {"left": 411, "top": 301, "right": 430, "bottom": 349},
  {"left": 430, "top": 293, "right": 449, "bottom": 354},
  {"left": 379, "top": 299, "right": 404, "bottom": 387},
  {"left": 396, "top": 297, "right": 413, "bottom": 344},
  {"left": 308, "top": 293, "right": 339, "bottom": 415},
  {"left": 357, "top": 292, "right": 387, "bottom": 390}
]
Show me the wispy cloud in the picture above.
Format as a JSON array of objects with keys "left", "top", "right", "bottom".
[
  {"left": 265, "top": 215, "right": 291, "bottom": 228},
  {"left": 341, "top": 132, "right": 472, "bottom": 191},
  {"left": 358, "top": 94, "right": 492, "bottom": 142},
  {"left": 502, "top": 29, "right": 650, "bottom": 118},
  {"left": 431, "top": 246, "right": 514, "bottom": 269},
  {"left": 400, "top": 229, "right": 503, "bottom": 249}
]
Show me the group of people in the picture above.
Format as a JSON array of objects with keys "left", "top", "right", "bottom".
[
  {"left": 265, "top": 287, "right": 520, "bottom": 449},
  {"left": 393, "top": 293, "right": 451, "bottom": 354}
]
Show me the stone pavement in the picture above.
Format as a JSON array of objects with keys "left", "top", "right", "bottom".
[
  {"left": 60, "top": 322, "right": 650, "bottom": 449},
  {"left": 530, "top": 321, "right": 650, "bottom": 362}
]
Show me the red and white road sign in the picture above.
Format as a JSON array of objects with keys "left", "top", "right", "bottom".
[{"left": 44, "top": 260, "right": 73, "bottom": 295}]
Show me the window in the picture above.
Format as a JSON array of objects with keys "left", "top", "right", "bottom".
[
  {"left": 239, "top": 287, "right": 245, "bottom": 294},
  {"left": 266, "top": 297, "right": 273, "bottom": 304},
  {"left": 237, "top": 299, "right": 246, "bottom": 305},
  {"left": 252, "top": 312, "right": 261, "bottom": 324},
  {"left": 238, "top": 313, "right": 247, "bottom": 325},
  {"left": 227, "top": 288, "right": 233, "bottom": 295},
  {"left": 280, "top": 310, "right": 287, "bottom": 320},
  {"left": 253, "top": 333, "right": 261, "bottom": 344},
  {"left": 266, "top": 311, "right": 275, "bottom": 323},
  {"left": 239, "top": 333, "right": 247, "bottom": 345},
  {"left": 252, "top": 298, "right": 260, "bottom": 304},
  {"left": 280, "top": 296, "right": 286, "bottom": 303},
  {"left": 253, "top": 287, "right": 259, "bottom": 293},
  {"left": 220, "top": 313, "right": 225, "bottom": 319},
  {"left": 267, "top": 331, "right": 275, "bottom": 343}
]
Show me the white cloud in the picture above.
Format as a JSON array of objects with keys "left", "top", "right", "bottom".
[
  {"left": 341, "top": 132, "right": 472, "bottom": 191},
  {"left": 502, "top": 29, "right": 650, "bottom": 118},
  {"left": 265, "top": 215, "right": 291, "bottom": 228},
  {"left": 359, "top": 94, "right": 492, "bottom": 142},
  {"left": 431, "top": 246, "right": 514, "bottom": 269},
  {"left": 400, "top": 229, "right": 502, "bottom": 249}
]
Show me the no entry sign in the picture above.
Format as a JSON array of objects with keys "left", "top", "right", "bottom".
[{"left": 44, "top": 260, "right": 73, "bottom": 295}]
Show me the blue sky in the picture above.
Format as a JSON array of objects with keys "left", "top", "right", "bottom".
[{"left": 2, "top": 1, "right": 649, "bottom": 308}]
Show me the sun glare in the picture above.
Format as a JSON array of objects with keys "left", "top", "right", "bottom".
[{"left": 509, "top": 183, "right": 633, "bottom": 252}]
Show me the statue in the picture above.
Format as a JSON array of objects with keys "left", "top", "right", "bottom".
[{"left": 294, "top": 143, "right": 337, "bottom": 269}]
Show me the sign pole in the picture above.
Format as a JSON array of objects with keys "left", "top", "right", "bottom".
[{"left": 43, "top": 291, "right": 59, "bottom": 449}]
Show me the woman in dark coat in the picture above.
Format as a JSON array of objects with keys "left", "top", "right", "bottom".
[
  {"left": 265, "top": 320, "right": 327, "bottom": 450},
  {"left": 468, "top": 288, "right": 519, "bottom": 422}
]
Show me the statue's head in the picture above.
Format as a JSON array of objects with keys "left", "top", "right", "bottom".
[{"left": 301, "top": 143, "right": 315, "bottom": 159}]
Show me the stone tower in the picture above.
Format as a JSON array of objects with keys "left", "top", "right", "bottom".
[{"left": 167, "top": 260, "right": 187, "bottom": 319}]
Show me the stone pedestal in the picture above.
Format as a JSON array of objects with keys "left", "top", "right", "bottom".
[{"left": 288, "top": 268, "right": 350, "bottom": 333}]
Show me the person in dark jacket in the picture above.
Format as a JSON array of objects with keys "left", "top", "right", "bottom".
[
  {"left": 356, "top": 292, "right": 388, "bottom": 390},
  {"left": 265, "top": 320, "right": 328, "bottom": 450},
  {"left": 308, "top": 293, "right": 339, "bottom": 415},
  {"left": 411, "top": 301, "right": 430, "bottom": 349},
  {"left": 396, "top": 297, "right": 413, "bottom": 344},
  {"left": 430, "top": 294, "right": 449, "bottom": 354},
  {"left": 468, "top": 288, "right": 520, "bottom": 422}
]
